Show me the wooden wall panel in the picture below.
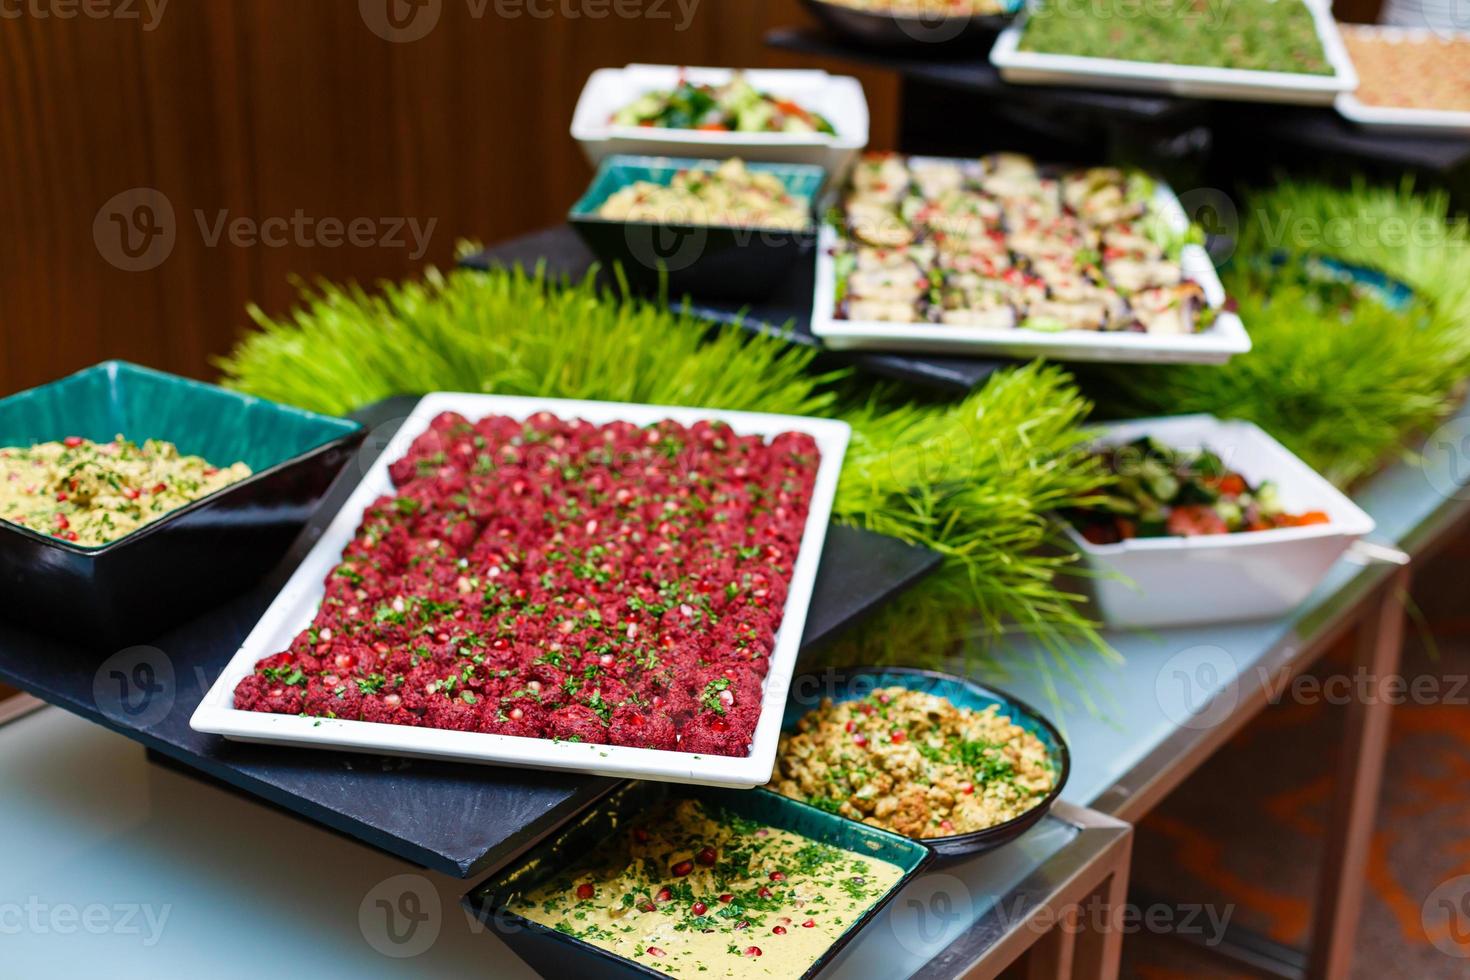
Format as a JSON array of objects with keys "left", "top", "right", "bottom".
[{"left": 0, "top": 1, "right": 899, "bottom": 397}]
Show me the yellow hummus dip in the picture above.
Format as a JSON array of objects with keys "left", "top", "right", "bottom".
[
  {"left": 597, "top": 159, "right": 811, "bottom": 231},
  {"left": 0, "top": 435, "right": 250, "bottom": 546},
  {"left": 510, "top": 798, "right": 903, "bottom": 978},
  {"left": 773, "top": 687, "right": 1057, "bottom": 839}
]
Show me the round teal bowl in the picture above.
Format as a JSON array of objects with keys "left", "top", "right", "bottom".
[{"left": 779, "top": 665, "right": 1070, "bottom": 858}]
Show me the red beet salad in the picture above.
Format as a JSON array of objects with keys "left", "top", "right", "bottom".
[{"left": 233, "top": 411, "right": 820, "bottom": 757}]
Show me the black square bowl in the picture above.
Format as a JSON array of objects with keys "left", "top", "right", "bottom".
[
  {"left": 463, "top": 781, "right": 933, "bottom": 979},
  {"left": 568, "top": 154, "right": 824, "bottom": 302},
  {"left": 0, "top": 361, "right": 365, "bottom": 645}
]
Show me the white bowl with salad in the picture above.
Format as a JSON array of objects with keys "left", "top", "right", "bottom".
[
  {"left": 1061, "top": 415, "right": 1375, "bottom": 628},
  {"left": 571, "top": 64, "right": 869, "bottom": 178}
]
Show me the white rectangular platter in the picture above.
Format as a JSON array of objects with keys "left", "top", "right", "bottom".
[
  {"left": 571, "top": 64, "right": 870, "bottom": 179},
  {"left": 811, "top": 159, "right": 1252, "bottom": 364},
  {"left": 1335, "top": 25, "right": 1470, "bottom": 136},
  {"left": 192, "top": 392, "right": 851, "bottom": 788},
  {"left": 989, "top": 0, "right": 1357, "bottom": 105}
]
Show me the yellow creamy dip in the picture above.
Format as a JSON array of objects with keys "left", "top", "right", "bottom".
[
  {"left": 597, "top": 159, "right": 811, "bottom": 231},
  {"left": 511, "top": 798, "right": 904, "bottom": 978},
  {"left": 0, "top": 436, "right": 250, "bottom": 546}
]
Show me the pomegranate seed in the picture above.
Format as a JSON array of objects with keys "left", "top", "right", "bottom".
[
  {"left": 122, "top": 487, "right": 140, "bottom": 500},
  {"left": 696, "top": 847, "right": 717, "bottom": 866},
  {"left": 638, "top": 901, "right": 655, "bottom": 912},
  {"left": 769, "top": 871, "right": 785, "bottom": 882},
  {"left": 691, "top": 902, "right": 708, "bottom": 916},
  {"left": 55, "top": 491, "right": 67, "bottom": 502},
  {"left": 891, "top": 730, "right": 907, "bottom": 744},
  {"left": 718, "top": 893, "right": 734, "bottom": 903},
  {"left": 54, "top": 515, "right": 69, "bottom": 530},
  {"left": 802, "top": 919, "right": 816, "bottom": 928},
  {"left": 647, "top": 946, "right": 665, "bottom": 958},
  {"left": 576, "top": 883, "right": 594, "bottom": 900},
  {"left": 757, "top": 887, "right": 772, "bottom": 899},
  {"left": 656, "top": 887, "right": 673, "bottom": 902},
  {"left": 960, "top": 782, "right": 975, "bottom": 795},
  {"left": 61, "top": 531, "right": 78, "bottom": 542},
  {"left": 671, "top": 861, "right": 693, "bottom": 877},
  {"left": 63, "top": 436, "right": 84, "bottom": 448},
  {"left": 844, "top": 720, "right": 855, "bottom": 733},
  {"left": 772, "top": 926, "right": 786, "bottom": 935},
  {"left": 744, "top": 946, "right": 762, "bottom": 957},
  {"left": 151, "top": 483, "right": 167, "bottom": 494},
  {"left": 852, "top": 734, "right": 868, "bottom": 747}
]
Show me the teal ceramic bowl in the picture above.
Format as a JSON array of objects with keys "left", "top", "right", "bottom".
[
  {"left": 779, "top": 666, "right": 1069, "bottom": 858},
  {"left": 0, "top": 361, "right": 364, "bottom": 644},
  {"left": 463, "top": 781, "right": 932, "bottom": 979},
  {"left": 569, "top": 154, "right": 826, "bottom": 301}
]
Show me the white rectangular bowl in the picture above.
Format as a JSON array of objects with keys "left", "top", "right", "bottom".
[
  {"left": 192, "top": 392, "right": 851, "bottom": 788},
  {"left": 811, "top": 163, "right": 1252, "bottom": 364},
  {"left": 571, "top": 64, "right": 870, "bottom": 180},
  {"left": 1064, "top": 415, "right": 1375, "bottom": 629},
  {"left": 990, "top": 0, "right": 1357, "bottom": 105},
  {"left": 1335, "top": 25, "right": 1470, "bottom": 136}
]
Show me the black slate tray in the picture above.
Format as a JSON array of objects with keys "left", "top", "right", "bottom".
[
  {"left": 460, "top": 226, "right": 1004, "bottom": 396},
  {"left": 0, "top": 396, "right": 942, "bottom": 878}
]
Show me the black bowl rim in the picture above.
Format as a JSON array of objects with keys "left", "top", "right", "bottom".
[
  {"left": 0, "top": 360, "right": 366, "bottom": 557},
  {"left": 780, "top": 664, "right": 1072, "bottom": 855},
  {"left": 464, "top": 784, "right": 936, "bottom": 980},
  {"left": 800, "top": 0, "right": 1023, "bottom": 31}
]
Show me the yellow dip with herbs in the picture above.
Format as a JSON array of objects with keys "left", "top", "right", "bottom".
[
  {"left": 510, "top": 799, "right": 904, "bottom": 978},
  {"left": 773, "top": 687, "right": 1057, "bottom": 839},
  {"left": 0, "top": 436, "right": 250, "bottom": 545}
]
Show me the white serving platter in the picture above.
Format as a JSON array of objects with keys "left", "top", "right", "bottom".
[
  {"left": 810, "top": 160, "right": 1252, "bottom": 363},
  {"left": 1335, "top": 25, "right": 1470, "bottom": 136},
  {"left": 989, "top": 0, "right": 1358, "bottom": 105},
  {"left": 571, "top": 64, "right": 870, "bottom": 180},
  {"left": 1063, "top": 415, "right": 1375, "bottom": 628},
  {"left": 192, "top": 392, "right": 850, "bottom": 788}
]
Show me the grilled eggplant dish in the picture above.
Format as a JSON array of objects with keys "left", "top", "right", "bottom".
[{"left": 832, "top": 153, "right": 1214, "bottom": 336}]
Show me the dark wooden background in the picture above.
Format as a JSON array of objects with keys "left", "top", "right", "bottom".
[{"left": 0, "top": 0, "right": 1376, "bottom": 398}]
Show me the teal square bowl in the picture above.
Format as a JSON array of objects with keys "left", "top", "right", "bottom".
[
  {"left": 463, "top": 781, "right": 932, "bottom": 979},
  {"left": 0, "top": 361, "right": 365, "bottom": 644},
  {"left": 568, "top": 154, "right": 826, "bottom": 301}
]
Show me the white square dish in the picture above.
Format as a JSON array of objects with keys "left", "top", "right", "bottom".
[
  {"left": 1334, "top": 25, "right": 1470, "bottom": 136},
  {"left": 191, "top": 392, "right": 851, "bottom": 788},
  {"left": 989, "top": 0, "right": 1357, "bottom": 105},
  {"left": 811, "top": 158, "right": 1252, "bottom": 364},
  {"left": 570, "top": 64, "right": 870, "bottom": 179},
  {"left": 1063, "top": 415, "right": 1375, "bottom": 629}
]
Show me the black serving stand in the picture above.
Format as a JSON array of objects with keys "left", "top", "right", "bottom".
[
  {"left": 0, "top": 396, "right": 941, "bottom": 878},
  {"left": 460, "top": 227, "right": 1006, "bottom": 396}
]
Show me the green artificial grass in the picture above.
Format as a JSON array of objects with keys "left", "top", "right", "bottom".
[
  {"left": 1087, "top": 180, "right": 1470, "bottom": 486},
  {"left": 218, "top": 263, "right": 1110, "bottom": 671}
]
